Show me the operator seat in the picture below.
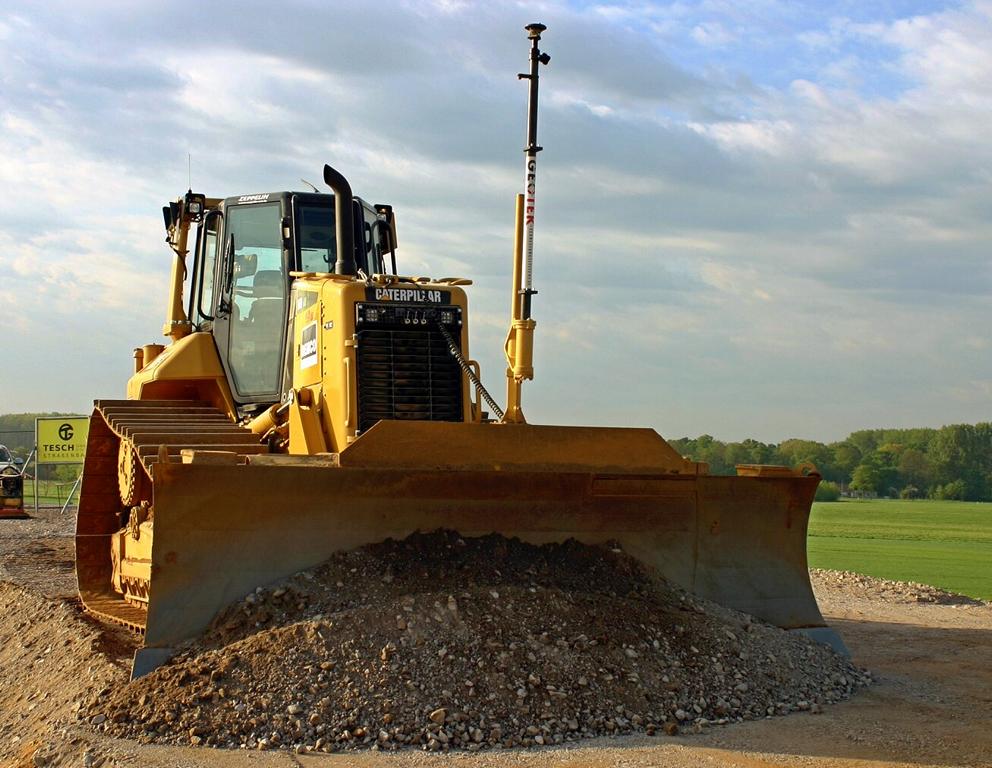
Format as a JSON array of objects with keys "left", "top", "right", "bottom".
[{"left": 248, "top": 270, "right": 286, "bottom": 330}]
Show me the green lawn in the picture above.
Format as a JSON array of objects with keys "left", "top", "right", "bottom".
[
  {"left": 20, "top": 478, "right": 81, "bottom": 508},
  {"left": 808, "top": 499, "right": 992, "bottom": 600}
]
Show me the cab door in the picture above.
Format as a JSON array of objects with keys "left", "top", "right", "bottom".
[{"left": 212, "top": 198, "right": 290, "bottom": 405}]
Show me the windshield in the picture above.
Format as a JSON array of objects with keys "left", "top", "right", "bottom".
[
  {"left": 298, "top": 202, "right": 388, "bottom": 275},
  {"left": 0, "top": 446, "right": 10, "bottom": 463}
]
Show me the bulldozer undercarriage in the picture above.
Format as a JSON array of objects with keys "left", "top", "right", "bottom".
[{"left": 77, "top": 400, "right": 268, "bottom": 632}]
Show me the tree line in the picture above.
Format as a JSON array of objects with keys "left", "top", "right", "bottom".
[
  {"left": 2, "top": 412, "right": 990, "bottom": 501},
  {"left": 671, "top": 423, "right": 992, "bottom": 502}
]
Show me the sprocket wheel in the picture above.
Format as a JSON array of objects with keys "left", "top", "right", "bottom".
[{"left": 117, "top": 439, "right": 142, "bottom": 507}]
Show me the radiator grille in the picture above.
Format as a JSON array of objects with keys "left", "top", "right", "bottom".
[{"left": 355, "top": 326, "right": 463, "bottom": 433}]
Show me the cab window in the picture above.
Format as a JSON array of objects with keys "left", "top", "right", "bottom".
[
  {"left": 363, "top": 207, "right": 385, "bottom": 275},
  {"left": 298, "top": 205, "right": 336, "bottom": 273}
]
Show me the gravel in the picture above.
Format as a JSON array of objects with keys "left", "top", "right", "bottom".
[
  {"left": 810, "top": 569, "right": 988, "bottom": 606},
  {"left": 92, "top": 531, "right": 871, "bottom": 753}
]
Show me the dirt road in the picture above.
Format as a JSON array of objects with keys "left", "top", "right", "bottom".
[{"left": 1, "top": 511, "right": 989, "bottom": 768}]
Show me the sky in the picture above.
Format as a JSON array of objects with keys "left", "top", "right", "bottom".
[{"left": 0, "top": 0, "right": 989, "bottom": 443}]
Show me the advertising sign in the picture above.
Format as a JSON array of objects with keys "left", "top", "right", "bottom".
[{"left": 36, "top": 417, "right": 90, "bottom": 464}]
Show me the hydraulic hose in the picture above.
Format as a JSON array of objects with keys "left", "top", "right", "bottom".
[{"left": 435, "top": 319, "right": 505, "bottom": 421}]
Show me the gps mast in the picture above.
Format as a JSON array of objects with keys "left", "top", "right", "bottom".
[{"left": 503, "top": 22, "right": 551, "bottom": 424}]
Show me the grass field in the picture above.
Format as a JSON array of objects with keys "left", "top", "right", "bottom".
[
  {"left": 20, "top": 478, "right": 81, "bottom": 508},
  {"left": 808, "top": 499, "right": 992, "bottom": 600}
]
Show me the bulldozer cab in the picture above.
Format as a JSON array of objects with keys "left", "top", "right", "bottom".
[{"left": 186, "top": 192, "right": 394, "bottom": 409}]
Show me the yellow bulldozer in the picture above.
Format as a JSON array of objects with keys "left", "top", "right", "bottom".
[{"left": 76, "top": 25, "right": 842, "bottom": 677}]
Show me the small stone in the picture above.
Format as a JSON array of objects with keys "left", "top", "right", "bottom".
[
  {"left": 287, "top": 704, "right": 302, "bottom": 715},
  {"left": 90, "top": 714, "right": 106, "bottom": 725},
  {"left": 429, "top": 708, "right": 447, "bottom": 724},
  {"left": 663, "top": 722, "right": 679, "bottom": 736}
]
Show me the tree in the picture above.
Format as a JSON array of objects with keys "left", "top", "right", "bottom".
[
  {"left": 850, "top": 452, "right": 898, "bottom": 496},
  {"left": 899, "top": 485, "right": 921, "bottom": 499},
  {"left": 830, "top": 441, "right": 862, "bottom": 483},
  {"left": 777, "top": 439, "right": 834, "bottom": 478},
  {"left": 847, "top": 430, "right": 882, "bottom": 457},
  {"left": 897, "top": 448, "right": 931, "bottom": 491},
  {"left": 740, "top": 438, "right": 777, "bottom": 465},
  {"left": 929, "top": 424, "right": 992, "bottom": 501},
  {"left": 815, "top": 481, "right": 841, "bottom": 501},
  {"left": 932, "top": 479, "right": 967, "bottom": 500},
  {"left": 850, "top": 462, "right": 881, "bottom": 495}
]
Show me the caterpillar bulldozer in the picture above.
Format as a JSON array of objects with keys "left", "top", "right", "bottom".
[{"left": 76, "top": 25, "right": 842, "bottom": 676}]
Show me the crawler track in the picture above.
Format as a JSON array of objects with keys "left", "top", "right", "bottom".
[{"left": 75, "top": 400, "right": 268, "bottom": 633}]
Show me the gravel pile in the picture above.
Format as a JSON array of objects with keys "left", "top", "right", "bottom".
[
  {"left": 94, "top": 532, "right": 870, "bottom": 753},
  {"left": 810, "top": 569, "right": 987, "bottom": 606}
]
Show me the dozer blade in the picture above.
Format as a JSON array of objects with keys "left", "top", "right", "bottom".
[{"left": 93, "top": 420, "right": 838, "bottom": 658}]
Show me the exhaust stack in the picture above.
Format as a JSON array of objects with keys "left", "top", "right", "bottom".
[{"left": 323, "top": 164, "right": 356, "bottom": 276}]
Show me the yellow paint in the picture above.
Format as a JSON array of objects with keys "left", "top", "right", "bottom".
[
  {"left": 288, "top": 275, "right": 472, "bottom": 453},
  {"left": 127, "top": 332, "right": 236, "bottom": 418}
]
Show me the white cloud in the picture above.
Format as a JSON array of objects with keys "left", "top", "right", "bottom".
[
  {"left": 688, "top": 118, "right": 795, "bottom": 155},
  {"left": 691, "top": 21, "right": 736, "bottom": 47}
]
